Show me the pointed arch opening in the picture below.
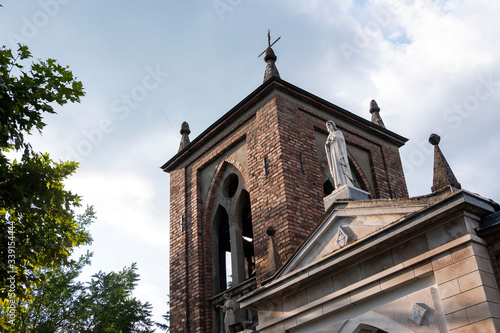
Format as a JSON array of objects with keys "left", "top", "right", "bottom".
[
  {"left": 353, "top": 324, "right": 388, "bottom": 333},
  {"left": 323, "top": 156, "right": 370, "bottom": 197},
  {"left": 209, "top": 162, "right": 255, "bottom": 295}
]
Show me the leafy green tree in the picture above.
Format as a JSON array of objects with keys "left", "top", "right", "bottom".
[
  {"left": 76, "top": 263, "right": 155, "bottom": 333},
  {"left": 0, "top": 42, "right": 88, "bottom": 305},
  {"left": 14, "top": 252, "right": 92, "bottom": 332},
  {"left": 13, "top": 260, "right": 155, "bottom": 333},
  {"left": 0, "top": 40, "right": 156, "bottom": 332}
]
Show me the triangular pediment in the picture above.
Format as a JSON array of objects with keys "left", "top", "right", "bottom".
[{"left": 280, "top": 200, "right": 429, "bottom": 276}]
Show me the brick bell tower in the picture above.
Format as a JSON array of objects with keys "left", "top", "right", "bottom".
[{"left": 161, "top": 34, "right": 409, "bottom": 333}]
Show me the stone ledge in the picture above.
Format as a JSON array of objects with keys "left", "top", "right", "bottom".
[
  {"left": 449, "top": 317, "right": 500, "bottom": 333},
  {"left": 324, "top": 185, "right": 370, "bottom": 211}
]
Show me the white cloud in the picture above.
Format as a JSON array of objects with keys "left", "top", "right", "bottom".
[
  {"left": 65, "top": 169, "right": 168, "bottom": 247},
  {"left": 276, "top": 0, "right": 500, "bottom": 198}
]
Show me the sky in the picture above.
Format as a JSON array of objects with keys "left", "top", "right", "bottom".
[{"left": 1, "top": 0, "right": 500, "bottom": 327}]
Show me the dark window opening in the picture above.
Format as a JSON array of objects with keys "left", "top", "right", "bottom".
[
  {"left": 214, "top": 206, "right": 230, "bottom": 291},
  {"left": 222, "top": 173, "right": 239, "bottom": 198},
  {"left": 323, "top": 158, "right": 369, "bottom": 197},
  {"left": 240, "top": 190, "right": 255, "bottom": 280},
  {"left": 353, "top": 324, "right": 388, "bottom": 333},
  {"left": 324, "top": 179, "right": 334, "bottom": 196}
]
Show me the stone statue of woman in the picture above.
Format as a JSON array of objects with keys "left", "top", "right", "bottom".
[
  {"left": 325, "top": 120, "right": 354, "bottom": 188},
  {"left": 217, "top": 293, "right": 238, "bottom": 333}
]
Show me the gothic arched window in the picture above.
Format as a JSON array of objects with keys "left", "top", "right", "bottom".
[{"left": 211, "top": 164, "right": 255, "bottom": 294}]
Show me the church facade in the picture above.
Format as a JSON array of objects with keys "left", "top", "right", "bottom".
[
  {"left": 240, "top": 186, "right": 500, "bottom": 332},
  {"left": 162, "top": 44, "right": 500, "bottom": 332}
]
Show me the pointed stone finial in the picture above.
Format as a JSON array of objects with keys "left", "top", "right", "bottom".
[
  {"left": 178, "top": 121, "right": 191, "bottom": 152},
  {"left": 369, "top": 100, "right": 385, "bottom": 128},
  {"left": 266, "top": 226, "right": 282, "bottom": 277},
  {"left": 429, "top": 133, "right": 461, "bottom": 192},
  {"left": 259, "top": 30, "right": 281, "bottom": 82},
  {"left": 263, "top": 46, "right": 280, "bottom": 82}
]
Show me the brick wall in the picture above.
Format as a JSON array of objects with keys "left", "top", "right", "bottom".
[{"left": 169, "top": 168, "right": 188, "bottom": 331}]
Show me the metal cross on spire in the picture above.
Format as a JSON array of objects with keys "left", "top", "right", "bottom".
[{"left": 258, "top": 29, "right": 281, "bottom": 58}]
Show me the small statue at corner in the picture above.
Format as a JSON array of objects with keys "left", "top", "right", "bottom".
[
  {"left": 217, "top": 293, "right": 238, "bottom": 333},
  {"left": 325, "top": 120, "right": 354, "bottom": 188}
]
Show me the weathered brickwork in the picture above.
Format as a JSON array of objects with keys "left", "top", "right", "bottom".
[
  {"left": 165, "top": 81, "right": 409, "bottom": 332},
  {"left": 169, "top": 119, "right": 255, "bottom": 332},
  {"left": 168, "top": 168, "right": 188, "bottom": 331}
]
